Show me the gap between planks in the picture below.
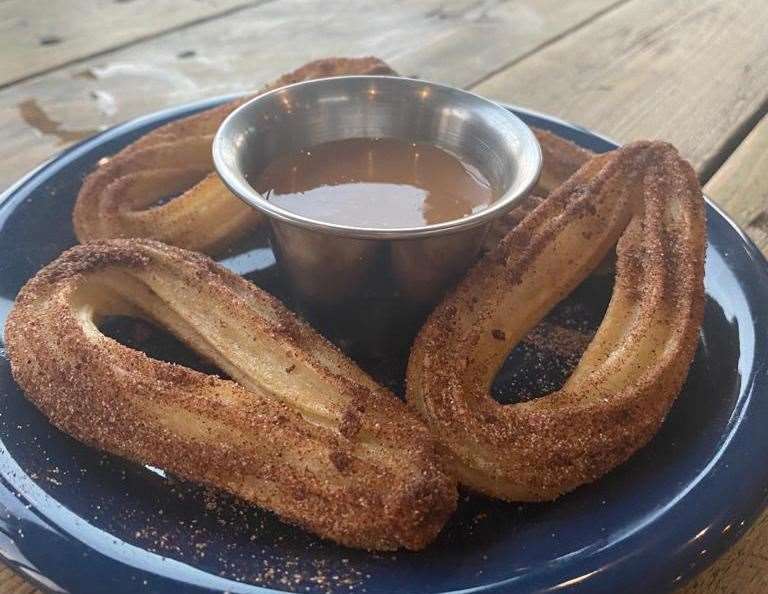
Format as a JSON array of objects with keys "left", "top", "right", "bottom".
[{"left": 467, "top": 0, "right": 634, "bottom": 89}]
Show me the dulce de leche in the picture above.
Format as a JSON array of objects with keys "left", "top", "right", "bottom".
[{"left": 251, "top": 137, "right": 495, "bottom": 228}]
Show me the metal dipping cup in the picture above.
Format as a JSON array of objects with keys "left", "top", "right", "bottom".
[{"left": 213, "top": 76, "right": 542, "bottom": 350}]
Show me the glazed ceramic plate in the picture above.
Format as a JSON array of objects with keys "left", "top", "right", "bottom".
[{"left": 0, "top": 97, "right": 766, "bottom": 594}]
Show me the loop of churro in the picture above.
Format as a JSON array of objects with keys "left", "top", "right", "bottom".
[
  {"left": 407, "top": 142, "right": 706, "bottom": 501},
  {"left": 5, "top": 239, "right": 457, "bottom": 550}
]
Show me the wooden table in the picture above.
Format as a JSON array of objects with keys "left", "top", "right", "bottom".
[{"left": 1, "top": 1, "right": 766, "bottom": 592}]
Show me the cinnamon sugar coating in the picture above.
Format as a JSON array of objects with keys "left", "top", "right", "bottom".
[
  {"left": 407, "top": 141, "right": 706, "bottom": 501},
  {"left": 6, "top": 239, "right": 456, "bottom": 550}
]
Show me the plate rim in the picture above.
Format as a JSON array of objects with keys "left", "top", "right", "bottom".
[{"left": 0, "top": 96, "right": 766, "bottom": 594}]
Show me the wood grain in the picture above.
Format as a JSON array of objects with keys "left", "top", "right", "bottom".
[
  {"left": 704, "top": 112, "right": 768, "bottom": 255},
  {"left": 472, "top": 0, "right": 768, "bottom": 178},
  {"left": 0, "top": 567, "right": 39, "bottom": 594},
  {"left": 0, "top": 0, "right": 262, "bottom": 87},
  {"left": 680, "top": 514, "right": 768, "bottom": 594},
  {"left": 0, "top": 0, "right": 620, "bottom": 191}
]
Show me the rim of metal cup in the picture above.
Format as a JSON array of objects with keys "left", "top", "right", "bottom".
[{"left": 213, "top": 75, "right": 542, "bottom": 240}]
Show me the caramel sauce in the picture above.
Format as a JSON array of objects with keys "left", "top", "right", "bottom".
[{"left": 252, "top": 137, "right": 494, "bottom": 228}]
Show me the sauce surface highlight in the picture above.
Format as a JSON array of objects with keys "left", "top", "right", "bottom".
[{"left": 251, "top": 137, "right": 494, "bottom": 228}]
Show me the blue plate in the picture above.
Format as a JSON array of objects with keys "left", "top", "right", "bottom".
[{"left": 0, "top": 98, "right": 766, "bottom": 594}]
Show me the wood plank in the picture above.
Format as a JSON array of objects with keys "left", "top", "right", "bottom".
[
  {"left": 704, "top": 112, "right": 768, "bottom": 254},
  {"left": 0, "top": 0, "right": 621, "bottom": 190},
  {"left": 472, "top": 0, "right": 768, "bottom": 178},
  {"left": 0, "top": 566, "right": 39, "bottom": 594},
  {"left": 389, "top": 0, "right": 629, "bottom": 85},
  {"left": 0, "top": 0, "right": 260, "bottom": 87},
  {"left": 680, "top": 514, "right": 768, "bottom": 594}
]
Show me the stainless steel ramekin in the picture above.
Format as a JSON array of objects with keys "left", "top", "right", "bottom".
[{"left": 213, "top": 76, "right": 541, "bottom": 335}]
